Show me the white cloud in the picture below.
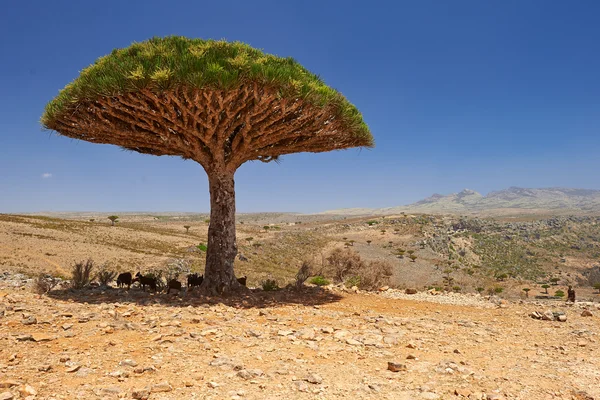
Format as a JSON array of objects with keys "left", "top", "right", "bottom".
[{"left": 41, "top": 173, "right": 53, "bottom": 179}]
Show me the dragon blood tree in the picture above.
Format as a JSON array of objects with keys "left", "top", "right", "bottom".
[{"left": 42, "top": 36, "right": 373, "bottom": 294}]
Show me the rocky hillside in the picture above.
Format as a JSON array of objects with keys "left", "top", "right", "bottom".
[{"left": 325, "top": 187, "right": 600, "bottom": 216}]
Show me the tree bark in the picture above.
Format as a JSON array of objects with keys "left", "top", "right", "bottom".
[{"left": 200, "top": 171, "right": 241, "bottom": 294}]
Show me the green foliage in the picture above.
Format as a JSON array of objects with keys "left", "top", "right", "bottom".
[
  {"left": 554, "top": 290, "right": 565, "bottom": 298},
  {"left": 408, "top": 254, "right": 417, "bottom": 262},
  {"left": 476, "top": 287, "right": 485, "bottom": 293},
  {"left": 261, "top": 279, "right": 279, "bottom": 291},
  {"left": 594, "top": 282, "right": 600, "bottom": 293},
  {"left": 493, "top": 286, "right": 504, "bottom": 294},
  {"left": 309, "top": 276, "right": 330, "bottom": 286},
  {"left": 197, "top": 243, "right": 207, "bottom": 252},
  {"left": 345, "top": 276, "right": 361, "bottom": 288},
  {"left": 495, "top": 273, "right": 508, "bottom": 281},
  {"left": 550, "top": 277, "right": 560, "bottom": 285},
  {"left": 108, "top": 215, "right": 119, "bottom": 226},
  {"left": 452, "top": 286, "right": 461, "bottom": 292},
  {"left": 366, "top": 220, "right": 378, "bottom": 226},
  {"left": 42, "top": 36, "right": 372, "bottom": 147}
]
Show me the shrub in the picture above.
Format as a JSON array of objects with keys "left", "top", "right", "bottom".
[
  {"left": 358, "top": 260, "right": 393, "bottom": 290},
  {"left": 550, "top": 277, "right": 560, "bottom": 285},
  {"left": 324, "top": 248, "right": 392, "bottom": 291},
  {"left": 494, "top": 286, "right": 504, "bottom": 294},
  {"left": 71, "top": 259, "right": 95, "bottom": 289},
  {"left": 594, "top": 282, "right": 600, "bottom": 293},
  {"left": 32, "top": 274, "right": 60, "bottom": 295},
  {"left": 295, "top": 261, "right": 312, "bottom": 289},
  {"left": 496, "top": 273, "right": 508, "bottom": 281},
  {"left": 554, "top": 290, "right": 565, "bottom": 298},
  {"left": 326, "top": 248, "right": 363, "bottom": 283},
  {"left": 345, "top": 276, "right": 361, "bottom": 288},
  {"left": 476, "top": 287, "right": 485, "bottom": 294},
  {"left": 366, "top": 220, "right": 378, "bottom": 226},
  {"left": 261, "top": 279, "right": 279, "bottom": 291},
  {"left": 409, "top": 255, "right": 417, "bottom": 262},
  {"left": 96, "top": 265, "right": 117, "bottom": 286},
  {"left": 164, "top": 258, "right": 192, "bottom": 280},
  {"left": 197, "top": 243, "right": 207, "bottom": 252},
  {"left": 309, "top": 276, "right": 330, "bottom": 286},
  {"left": 452, "top": 286, "right": 461, "bottom": 292}
]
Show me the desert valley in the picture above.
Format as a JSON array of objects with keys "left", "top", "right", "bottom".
[{"left": 1, "top": 188, "right": 600, "bottom": 399}]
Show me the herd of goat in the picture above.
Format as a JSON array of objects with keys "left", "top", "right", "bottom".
[{"left": 115, "top": 272, "right": 247, "bottom": 293}]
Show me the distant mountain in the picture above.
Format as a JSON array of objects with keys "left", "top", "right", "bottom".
[{"left": 322, "top": 187, "right": 600, "bottom": 216}]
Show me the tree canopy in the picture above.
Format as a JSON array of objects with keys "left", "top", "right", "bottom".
[{"left": 42, "top": 36, "right": 372, "bottom": 171}]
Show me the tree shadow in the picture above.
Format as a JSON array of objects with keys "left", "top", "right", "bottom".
[{"left": 46, "top": 285, "right": 344, "bottom": 309}]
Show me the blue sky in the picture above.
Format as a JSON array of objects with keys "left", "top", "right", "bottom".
[{"left": 1, "top": 0, "right": 599, "bottom": 213}]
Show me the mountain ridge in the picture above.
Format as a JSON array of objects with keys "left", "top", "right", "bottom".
[{"left": 322, "top": 187, "right": 600, "bottom": 216}]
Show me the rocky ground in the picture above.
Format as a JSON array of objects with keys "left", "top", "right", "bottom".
[{"left": 1, "top": 275, "right": 599, "bottom": 400}]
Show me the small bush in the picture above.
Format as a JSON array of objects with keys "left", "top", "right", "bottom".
[
  {"left": 494, "top": 286, "right": 504, "bottom": 294},
  {"left": 96, "top": 265, "right": 117, "bottom": 286},
  {"left": 164, "top": 258, "right": 192, "bottom": 280},
  {"left": 309, "top": 276, "right": 330, "bottom": 286},
  {"left": 476, "top": 287, "right": 485, "bottom": 293},
  {"left": 32, "top": 274, "right": 60, "bottom": 295},
  {"left": 326, "top": 248, "right": 363, "bottom": 283},
  {"left": 452, "top": 286, "right": 461, "bottom": 292},
  {"left": 554, "top": 290, "right": 565, "bottom": 298},
  {"left": 261, "top": 279, "right": 279, "bottom": 291},
  {"left": 345, "top": 276, "right": 361, "bottom": 288},
  {"left": 295, "top": 261, "right": 313, "bottom": 289},
  {"left": 71, "top": 259, "right": 95, "bottom": 289},
  {"left": 197, "top": 243, "right": 207, "bottom": 252},
  {"left": 360, "top": 260, "right": 393, "bottom": 290}
]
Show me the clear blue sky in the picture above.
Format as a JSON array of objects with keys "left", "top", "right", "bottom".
[{"left": 1, "top": 0, "right": 599, "bottom": 213}]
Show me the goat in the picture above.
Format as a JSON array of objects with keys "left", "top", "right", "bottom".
[
  {"left": 237, "top": 276, "right": 247, "bottom": 287},
  {"left": 116, "top": 272, "right": 133, "bottom": 289},
  {"left": 187, "top": 273, "right": 203, "bottom": 289},
  {"left": 167, "top": 279, "right": 182, "bottom": 294},
  {"left": 134, "top": 272, "right": 157, "bottom": 292}
]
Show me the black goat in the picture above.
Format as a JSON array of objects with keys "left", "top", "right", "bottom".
[
  {"left": 187, "top": 273, "right": 203, "bottom": 289},
  {"left": 167, "top": 279, "right": 182, "bottom": 294},
  {"left": 116, "top": 272, "right": 133, "bottom": 289},
  {"left": 134, "top": 272, "right": 157, "bottom": 292},
  {"left": 237, "top": 276, "right": 247, "bottom": 286}
]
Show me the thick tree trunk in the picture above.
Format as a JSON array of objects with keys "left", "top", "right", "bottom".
[{"left": 200, "top": 171, "right": 241, "bottom": 295}]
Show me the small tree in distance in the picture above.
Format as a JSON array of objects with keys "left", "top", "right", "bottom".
[
  {"left": 184, "top": 225, "right": 191, "bottom": 234},
  {"left": 107, "top": 215, "right": 119, "bottom": 226},
  {"left": 523, "top": 288, "right": 531, "bottom": 298},
  {"left": 593, "top": 282, "right": 600, "bottom": 294},
  {"left": 541, "top": 284, "right": 550, "bottom": 294}
]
